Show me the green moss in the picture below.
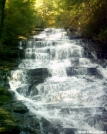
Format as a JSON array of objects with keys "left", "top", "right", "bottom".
[
  {"left": 0, "top": 87, "right": 20, "bottom": 132},
  {"left": 0, "top": 108, "right": 20, "bottom": 132},
  {"left": 0, "top": 87, "right": 12, "bottom": 105}
]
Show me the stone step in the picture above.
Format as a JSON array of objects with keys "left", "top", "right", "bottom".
[
  {"left": 23, "top": 67, "right": 102, "bottom": 78},
  {"left": 66, "top": 67, "right": 103, "bottom": 78}
]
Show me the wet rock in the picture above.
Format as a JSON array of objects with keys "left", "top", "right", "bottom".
[
  {"left": 17, "top": 85, "right": 29, "bottom": 97},
  {"left": 103, "top": 125, "right": 107, "bottom": 131},
  {"left": 20, "top": 131, "right": 30, "bottom": 134},
  {"left": 40, "top": 118, "right": 59, "bottom": 134},
  {"left": 17, "top": 84, "right": 39, "bottom": 97},
  {"left": 66, "top": 28, "right": 82, "bottom": 39},
  {"left": 13, "top": 106, "right": 29, "bottom": 114},
  {"left": 41, "top": 118, "right": 50, "bottom": 127},
  {"left": 2, "top": 101, "right": 29, "bottom": 114},
  {"left": 65, "top": 128, "right": 75, "bottom": 134},
  {"left": 23, "top": 116, "right": 40, "bottom": 134},
  {"left": 27, "top": 68, "right": 51, "bottom": 77},
  {"left": 1, "top": 101, "right": 41, "bottom": 134},
  {"left": 28, "top": 85, "right": 38, "bottom": 96},
  {"left": 11, "top": 101, "right": 29, "bottom": 114}
]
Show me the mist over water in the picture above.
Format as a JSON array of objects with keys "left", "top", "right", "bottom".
[{"left": 9, "top": 28, "right": 107, "bottom": 134}]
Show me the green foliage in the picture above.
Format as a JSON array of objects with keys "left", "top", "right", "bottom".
[
  {"left": 36, "top": 0, "right": 107, "bottom": 43},
  {"left": 2, "top": 0, "right": 44, "bottom": 43},
  {"left": 79, "top": 0, "right": 107, "bottom": 43},
  {"left": 0, "top": 0, "right": 107, "bottom": 45},
  {"left": 94, "top": 29, "right": 107, "bottom": 44}
]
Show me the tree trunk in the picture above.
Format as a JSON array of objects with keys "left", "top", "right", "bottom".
[{"left": 0, "top": 0, "right": 6, "bottom": 42}]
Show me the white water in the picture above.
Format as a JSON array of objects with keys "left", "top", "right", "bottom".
[{"left": 9, "top": 28, "right": 107, "bottom": 134}]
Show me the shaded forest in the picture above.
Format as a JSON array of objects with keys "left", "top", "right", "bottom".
[{"left": 0, "top": 0, "right": 107, "bottom": 48}]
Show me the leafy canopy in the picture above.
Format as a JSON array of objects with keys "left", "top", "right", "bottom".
[{"left": 3, "top": 0, "right": 44, "bottom": 42}]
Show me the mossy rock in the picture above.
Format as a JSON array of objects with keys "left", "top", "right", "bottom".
[
  {"left": 0, "top": 109, "right": 20, "bottom": 133},
  {"left": 0, "top": 87, "right": 12, "bottom": 105},
  {"left": 0, "top": 87, "right": 20, "bottom": 133}
]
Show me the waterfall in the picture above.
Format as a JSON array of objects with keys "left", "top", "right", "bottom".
[{"left": 9, "top": 28, "right": 107, "bottom": 134}]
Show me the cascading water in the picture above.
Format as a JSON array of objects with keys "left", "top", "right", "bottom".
[{"left": 9, "top": 28, "right": 107, "bottom": 134}]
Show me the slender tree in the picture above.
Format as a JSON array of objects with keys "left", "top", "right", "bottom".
[{"left": 0, "top": 0, "right": 6, "bottom": 46}]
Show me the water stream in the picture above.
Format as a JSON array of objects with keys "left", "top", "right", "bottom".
[{"left": 9, "top": 28, "right": 107, "bottom": 134}]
